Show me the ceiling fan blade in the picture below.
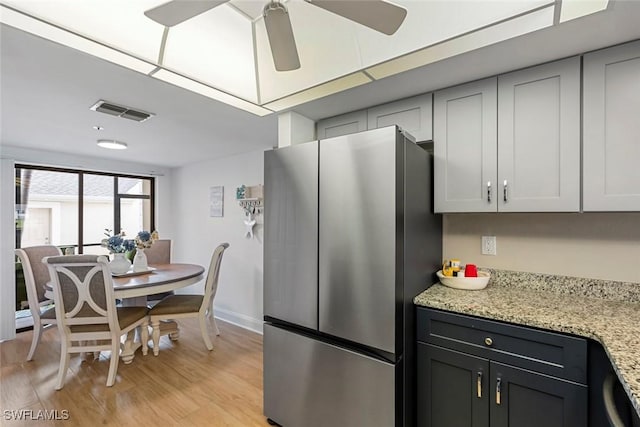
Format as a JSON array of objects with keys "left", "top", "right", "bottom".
[
  {"left": 263, "top": 3, "right": 301, "bottom": 72},
  {"left": 306, "top": 0, "right": 407, "bottom": 35},
  {"left": 144, "top": 0, "right": 228, "bottom": 27}
]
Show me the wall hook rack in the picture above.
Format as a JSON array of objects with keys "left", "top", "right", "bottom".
[{"left": 236, "top": 184, "right": 264, "bottom": 215}]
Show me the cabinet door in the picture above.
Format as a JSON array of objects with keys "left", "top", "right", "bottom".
[
  {"left": 417, "top": 343, "right": 489, "bottom": 427},
  {"left": 316, "top": 110, "right": 367, "bottom": 139},
  {"left": 490, "top": 361, "right": 587, "bottom": 427},
  {"left": 434, "top": 78, "right": 498, "bottom": 212},
  {"left": 367, "top": 93, "right": 433, "bottom": 141},
  {"left": 583, "top": 40, "right": 640, "bottom": 211},
  {"left": 498, "top": 57, "right": 580, "bottom": 212}
]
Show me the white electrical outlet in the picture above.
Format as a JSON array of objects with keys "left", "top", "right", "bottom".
[{"left": 482, "top": 236, "right": 497, "bottom": 255}]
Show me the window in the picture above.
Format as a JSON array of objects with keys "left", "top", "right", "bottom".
[{"left": 15, "top": 165, "right": 155, "bottom": 253}]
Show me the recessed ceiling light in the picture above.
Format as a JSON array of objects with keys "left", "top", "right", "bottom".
[
  {"left": 97, "top": 139, "right": 127, "bottom": 150},
  {"left": 93, "top": 125, "right": 104, "bottom": 130}
]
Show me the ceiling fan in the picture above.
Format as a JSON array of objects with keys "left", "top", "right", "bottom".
[{"left": 144, "top": 0, "right": 407, "bottom": 71}]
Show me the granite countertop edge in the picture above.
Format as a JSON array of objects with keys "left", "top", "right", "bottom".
[{"left": 414, "top": 274, "right": 640, "bottom": 417}]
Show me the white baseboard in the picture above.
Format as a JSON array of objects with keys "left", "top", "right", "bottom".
[{"left": 214, "top": 307, "right": 263, "bottom": 335}]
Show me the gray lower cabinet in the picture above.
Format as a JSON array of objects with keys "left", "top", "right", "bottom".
[
  {"left": 417, "top": 308, "right": 588, "bottom": 427},
  {"left": 418, "top": 343, "right": 489, "bottom": 427}
]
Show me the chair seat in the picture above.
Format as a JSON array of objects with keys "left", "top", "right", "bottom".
[
  {"left": 149, "top": 295, "right": 203, "bottom": 316},
  {"left": 40, "top": 306, "right": 57, "bottom": 320},
  {"left": 70, "top": 307, "right": 148, "bottom": 333}
]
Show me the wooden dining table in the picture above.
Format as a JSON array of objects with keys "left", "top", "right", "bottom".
[
  {"left": 113, "top": 263, "right": 204, "bottom": 299},
  {"left": 45, "top": 262, "right": 205, "bottom": 363},
  {"left": 116, "top": 263, "right": 205, "bottom": 362}
]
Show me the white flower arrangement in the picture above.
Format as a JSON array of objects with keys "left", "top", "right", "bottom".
[{"left": 135, "top": 230, "right": 159, "bottom": 249}]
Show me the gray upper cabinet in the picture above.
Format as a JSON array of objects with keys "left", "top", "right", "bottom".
[
  {"left": 367, "top": 93, "right": 433, "bottom": 141},
  {"left": 497, "top": 57, "right": 581, "bottom": 212},
  {"left": 435, "top": 58, "right": 580, "bottom": 213},
  {"left": 583, "top": 40, "right": 640, "bottom": 211},
  {"left": 316, "top": 110, "right": 367, "bottom": 139},
  {"left": 316, "top": 93, "right": 433, "bottom": 141},
  {"left": 434, "top": 77, "right": 498, "bottom": 213}
]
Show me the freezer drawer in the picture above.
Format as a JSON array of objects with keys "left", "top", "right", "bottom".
[{"left": 264, "top": 324, "right": 397, "bottom": 427}]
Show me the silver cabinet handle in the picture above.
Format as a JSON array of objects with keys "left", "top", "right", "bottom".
[
  {"left": 496, "top": 377, "right": 502, "bottom": 405},
  {"left": 477, "top": 372, "right": 483, "bottom": 398},
  {"left": 603, "top": 372, "right": 626, "bottom": 427},
  {"left": 487, "top": 181, "right": 492, "bottom": 203},
  {"left": 503, "top": 180, "right": 508, "bottom": 202}
]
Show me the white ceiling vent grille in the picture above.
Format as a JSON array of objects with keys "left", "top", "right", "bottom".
[{"left": 89, "top": 100, "right": 154, "bottom": 122}]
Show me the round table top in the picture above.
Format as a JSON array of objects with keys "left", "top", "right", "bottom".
[{"left": 113, "top": 263, "right": 205, "bottom": 298}]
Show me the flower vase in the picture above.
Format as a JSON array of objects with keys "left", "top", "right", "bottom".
[
  {"left": 132, "top": 248, "right": 148, "bottom": 272},
  {"left": 110, "top": 253, "right": 131, "bottom": 275}
]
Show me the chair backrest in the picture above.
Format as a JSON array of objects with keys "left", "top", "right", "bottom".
[
  {"left": 145, "top": 239, "right": 171, "bottom": 265},
  {"left": 43, "top": 255, "right": 118, "bottom": 335},
  {"left": 15, "top": 245, "right": 63, "bottom": 309},
  {"left": 202, "top": 243, "right": 230, "bottom": 312}
]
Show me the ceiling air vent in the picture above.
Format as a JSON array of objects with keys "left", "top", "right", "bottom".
[{"left": 89, "top": 100, "right": 154, "bottom": 122}]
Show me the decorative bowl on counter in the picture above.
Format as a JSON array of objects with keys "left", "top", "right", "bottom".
[{"left": 436, "top": 270, "right": 491, "bottom": 290}]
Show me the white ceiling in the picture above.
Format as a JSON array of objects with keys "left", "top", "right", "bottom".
[{"left": 1, "top": 1, "right": 640, "bottom": 168}]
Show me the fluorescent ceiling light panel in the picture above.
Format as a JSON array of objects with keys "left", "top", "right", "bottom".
[
  {"left": 0, "top": 5, "right": 157, "bottom": 75},
  {"left": 355, "top": 0, "right": 552, "bottom": 69},
  {"left": 151, "top": 69, "right": 272, "bottom": 116},
  {"left": 559, "top": 0, "right": 609, "bottom": 23},
  {"left": 366, "top": 6, "right": 555, "bottom": 80},
  {"left": 263, "top": 72, "right": 372, "bottom": 112},
  {"left": 1, "top": 0, "right": 164, "bottom": 62},
  {"left": 162, "top": 5, "right": 258, "bottom": 102}
]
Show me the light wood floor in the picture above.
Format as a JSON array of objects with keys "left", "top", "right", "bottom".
[{"left": 0, "top": 319, "right": 270, "bottom": 426}]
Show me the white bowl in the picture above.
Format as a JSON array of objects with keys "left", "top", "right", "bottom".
[{"left": 436, "top": 270, "right": 490, "bottom": 290}]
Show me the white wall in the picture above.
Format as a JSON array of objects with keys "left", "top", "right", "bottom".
[
  {"left": 0, "top": 158, "right": 16, "bottom": 340},
  {"left": 170, "top": 149, "right": 265, "bottom": 333},
  {"left": 0, "top": 145, "right": 172, "bottom": 341}
]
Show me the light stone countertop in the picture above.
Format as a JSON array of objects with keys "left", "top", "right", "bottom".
[{"left": 413, "top": 269, "right": 640, "bottom": 416}]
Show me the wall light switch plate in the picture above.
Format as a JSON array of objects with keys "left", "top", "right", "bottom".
[{"left": 482, "top": 236, "right": 497, "bottom": 255}]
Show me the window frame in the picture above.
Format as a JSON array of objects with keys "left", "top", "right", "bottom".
[{"left": 15, "top": 164, "right": 155, "bottom": 252}]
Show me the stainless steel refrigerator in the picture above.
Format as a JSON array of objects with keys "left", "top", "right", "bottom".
[{"left": 263, "top": 126, "right": 442, "bottom": 427}]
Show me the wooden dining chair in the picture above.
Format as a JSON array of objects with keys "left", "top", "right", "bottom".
[
  {"left": 15, "top": 245, "right": 62, "bottom": 361},
  {"left": 43, "top": 255, "right": 149, "bottom": 389},
  {"left": 144, "top": 239, "right": 174, "bottom": 306},
  {"left": 144, "top": 239, "right": 172, "bottom": 264},
  {"left": 149, "top": 243, "right": 229, "bottom": 355}
]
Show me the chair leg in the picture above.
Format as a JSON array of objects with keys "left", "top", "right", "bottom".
[
  {"left": 199, "top": 314, "right": 213, "bottom": 351},
  {"left": 212, "top": 316, "right": 220, "bottom": 336},
  {"left": 140, "top": 323, "right": 149, "bottom": 356},
  {"left": 151, "top": 319, "right": 161, "bottom": 356},
  {"left": 106, "top": 339, "right": 120, "bottom": 387},
  {"left": 27, "top": 321, "right": 43, "bottom": 361},
  {"left": 206, "top": 310, "right": 220, "bottom": 336},
  {"left": 55, "top": 341, "right": 70, "bottom": 391}
]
